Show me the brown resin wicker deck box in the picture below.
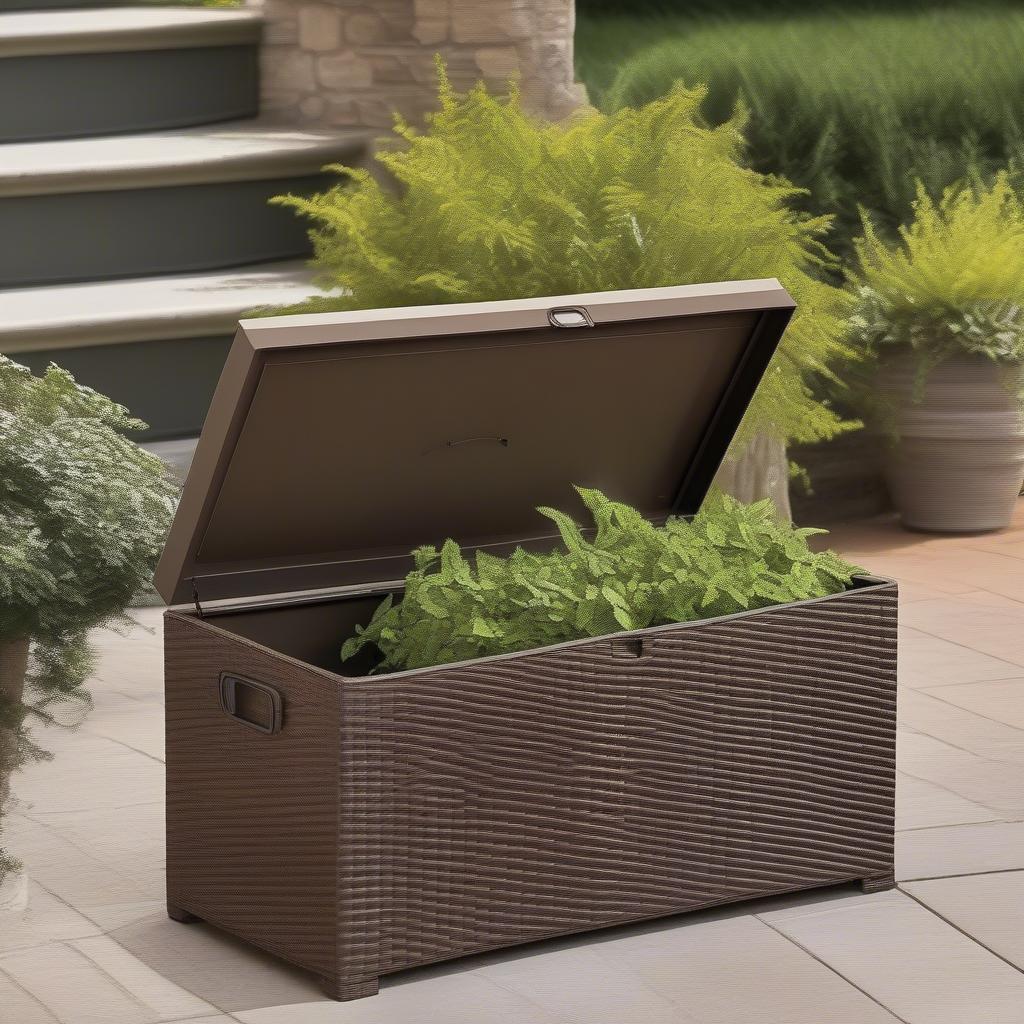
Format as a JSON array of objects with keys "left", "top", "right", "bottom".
[{"left": 154, "top": 280, "right": 898, "bottom": 1001}]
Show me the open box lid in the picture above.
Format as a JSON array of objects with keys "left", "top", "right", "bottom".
[{"left": 155, "top": 280, "right": 795, "bottom": 608}]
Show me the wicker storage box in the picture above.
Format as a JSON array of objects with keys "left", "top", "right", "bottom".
[{"left": 155, "top": 281, "right": 898, "bottom": 1001}]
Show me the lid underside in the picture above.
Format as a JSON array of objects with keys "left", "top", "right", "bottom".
[{"left": 155, "top": 281, "right": 795, "bottom": 606}]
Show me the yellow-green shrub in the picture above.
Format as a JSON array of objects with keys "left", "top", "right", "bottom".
[{"left": 272, "top": 66, "right": 853, "bottom": 451}]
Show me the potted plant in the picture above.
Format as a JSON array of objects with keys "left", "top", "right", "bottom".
[
  {"left": 269, "top": 66, "right": 855, "bottom": 518},
  {"left": 849, "top": 174, "right": 1024, "bottom": 532},
  {"left": 0, "top": 357, "right": 176, "bottom": 900}
]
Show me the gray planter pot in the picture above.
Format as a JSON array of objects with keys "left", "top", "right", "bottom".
[{"left": 877, "top": 354, "right": 1024, "bottom": 533}]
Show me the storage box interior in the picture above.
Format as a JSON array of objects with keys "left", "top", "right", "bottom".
[
  {"left": 206, "top": 593, "right": 393, "bottom": 678},
  {"left": 200, "top": 573, "right": 878, "bottom": 680}
]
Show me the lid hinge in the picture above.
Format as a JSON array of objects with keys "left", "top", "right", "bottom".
[{"left": 190, "top": 577, "right": 205, "bottom": 619}]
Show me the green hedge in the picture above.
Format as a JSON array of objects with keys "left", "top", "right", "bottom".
[
  {"left": 577, "top": 0, "right": 993, "bottom": 15},
  {"left": 585, "top": 5, "right": 1024, "bottom": 259}
]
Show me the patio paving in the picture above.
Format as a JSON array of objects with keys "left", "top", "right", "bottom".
[{"left": 4, "top": 503, "right": 1024, "bottom": 1023}]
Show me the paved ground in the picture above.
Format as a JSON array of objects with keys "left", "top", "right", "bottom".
[{"left": 4, "top": 505, "right": 1024, "bottom": 1024}]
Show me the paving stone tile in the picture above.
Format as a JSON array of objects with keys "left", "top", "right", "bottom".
[
  {"left": 897, "top": 730, "right": 1024, "bottom": 816},
  {"left": 945, "top": 588, "right": 1024, "bottom": 609},
  {"left": 897, "top": 821, "right": 1024, "bottom": 880},
  {"left": 473, "top": 944, "right": 696, "bottom": 1024},
  {"left": 163, "top": 1018, "right": 237, "bottom": 1024},
  {"left": 760, "top": 889, "right": 1024, "bottom": 1024},
  {"left": 0, "top": 967, "right": 58, "bottom": 1023},
  {"left": 586, "top": 914, "right": 898, "bottom": 1024},
  {"left": 895, "top": 581, "right": 959, "bottom": 603},
  {"left": 0, "top": 942, "right": 161, "bottom": 1024},
  {"left": 27, "top": 802, "right": 166, "bottom": 880},
  {"left": 900, "top": 599, "right": 1024, "bottom": 667},
  {"left": 856, "top": 548, "right": 1024, "bottom": 604},
  {"left": 897, "top": 629, "right": 1024, "bottom": 689},
  {"left": 0, "top": 880, "right": 101, "bottom": 954},
  {"left": 80, "top": 698, "right": 166, "bottom": 762},
  {"left": 921, "top": 677, "right": 1024, "bottom": 730},
  {"left": 898, "top": 689, "right": 1024, "bottom": 767},
  {"left": 164, "top": 1018, "right": 237, "bottom": 1024},
  {"left": 8, "top": 815, "right": 163, "bottom": 932},
  {"left": 72, "top": 935, "right": 216, "bottom": 1021},
  {"left": 235, "top": 971, "right": 579, "bottom": 1024},
  {"left": 895, "top": 773, "right": 999, "bottom": 832},
  {"left": 15, "top": 731, "right": 163, "bottom": 815},
  {"left": 111, "top": 912, "right": 323, "bottom": 1013},
  {"left": 982, "top": 539, "right": 1024, "bottom": 559},
  {"left": 850, "top": 553, "right": 978, "bottom": 595},
  {"left": 904, "top": 871, "right": 1024, "bottom": 970}
]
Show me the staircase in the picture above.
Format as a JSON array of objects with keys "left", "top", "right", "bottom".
[{"left": 0, "top": 4, "right": 370, "bottom": 439}]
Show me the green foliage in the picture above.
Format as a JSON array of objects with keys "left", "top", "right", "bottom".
[
  {"left": 849, "top": 175, "right": 1024, "bottom": 385},
  {"left": 342, "top": 488, "right": 860, "bottom": 673},
  {"left": 0, "top": 356, "right": 177, "bottom": 880},
  {"left": 270, "top": 67, "right": 853, "bottom": 450},
  {"left": 578, "top": 0, "right": 980, "bottom": 17},
  {"left": 596, "top": 6, "right": 1024, "bottom": 261}
]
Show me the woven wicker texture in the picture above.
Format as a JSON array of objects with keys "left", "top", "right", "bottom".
[
  {"left": 339, "top": 584, "right": 897, "bottom": 982},
  {"left": 164, "top": 582, "right": 896, "bottom": 996},
  {"left": 164, "top": 614, "right": 342, "bottom": 978}
]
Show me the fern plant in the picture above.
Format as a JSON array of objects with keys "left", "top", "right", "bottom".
[
  {"left": 341, "top": 488, "right": 860, "bottom": 673},
  {"left": 850, "top": 174, "right": 1024, "bottom": 376},
  {"left": 271, "top": 65, "right": 854, "bottom": 453}
]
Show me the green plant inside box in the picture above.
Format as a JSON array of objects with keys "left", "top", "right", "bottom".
[{"left": 342, "top": 488, "right": 860, "bottom": 674}]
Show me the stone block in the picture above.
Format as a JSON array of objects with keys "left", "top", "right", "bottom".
[
  {"left": 475, "top": 45, "right": 520, "bottom": 82},
  {"left": 345, "top": 11, "right": 388, "bottom": 45},
  {"left": 299, "top": 95, "right": 327, "bottom": 119},
  {"left": 261, "top": 17, "right": 298, "bottom": 46},
  {"left": 452, "top": 0, "right": 531, "bottom": 43},
  {"left": 298, "top": 4, "right": 343, "bottom": 51},
  {"left": 414, "top": 0, "right": 450, "bottom": 18},
  {"left": 258, "top": 90, "right": 301, "bottom": 115},
  {"left": 369, "top": 54, "right": 417, "bottom": 84},
  {"left": 410, "top": 49, "right": 475, "bottom": 84},
  {"left": 261, "top": 50, "right": 316, "bottom": 93},
  {"left": 356, "top": 90, "right": 434, "bottom": 128},
  {"left": 317, "top": 52, "right": 375, "bottom": 91},
  {"left": 413, "top": 18, "right": 447, "bottom": 45},
  {"left": 325, "top": 97, "right": 360, "bottom": 126}
]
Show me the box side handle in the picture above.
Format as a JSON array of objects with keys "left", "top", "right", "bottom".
[{"left": 218, "top": 673, "right": 283, "bottom": 735}]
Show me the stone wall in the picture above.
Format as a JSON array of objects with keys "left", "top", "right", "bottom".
[{"left": 254, "top": 0, "right": 587, "bottom": 130}]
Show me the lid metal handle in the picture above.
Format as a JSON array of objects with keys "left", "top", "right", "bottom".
[{"left": 548, "top": 306, "right": 594, "bottom": 328}]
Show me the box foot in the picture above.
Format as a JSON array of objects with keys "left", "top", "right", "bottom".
[
  {"left": 860, "top": 872, "right": 896, "bottom": 894},
  {"left": 320, "top": 975, "right": 379, "bottom": 1001},
  {"left": 167, "top": 901, "right": 201, "bottom": 924}
]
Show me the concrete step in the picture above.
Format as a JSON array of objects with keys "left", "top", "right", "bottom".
[
  {"left": 2, "top": 0, "right": 143, "bottom": 9},
  {"left": 3, "top": 260, "right": 322, "bottom": 438},
  {"left": 0, "top": 120, "right": 368, "bottom": 287},
  {"left": 0, "top": 7, "right": 262, "bottom": 141}
]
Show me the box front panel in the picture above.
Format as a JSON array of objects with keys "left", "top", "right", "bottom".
[
  {"left": 339, "top": 584, "right": 897, "bottom": 979},
  {"left": 164, "top": 614, "right": 342, "bottom": 978}
]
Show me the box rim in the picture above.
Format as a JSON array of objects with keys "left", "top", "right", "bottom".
[{"left": 166, "top": 573, "right": 896, "bottom": 685}]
